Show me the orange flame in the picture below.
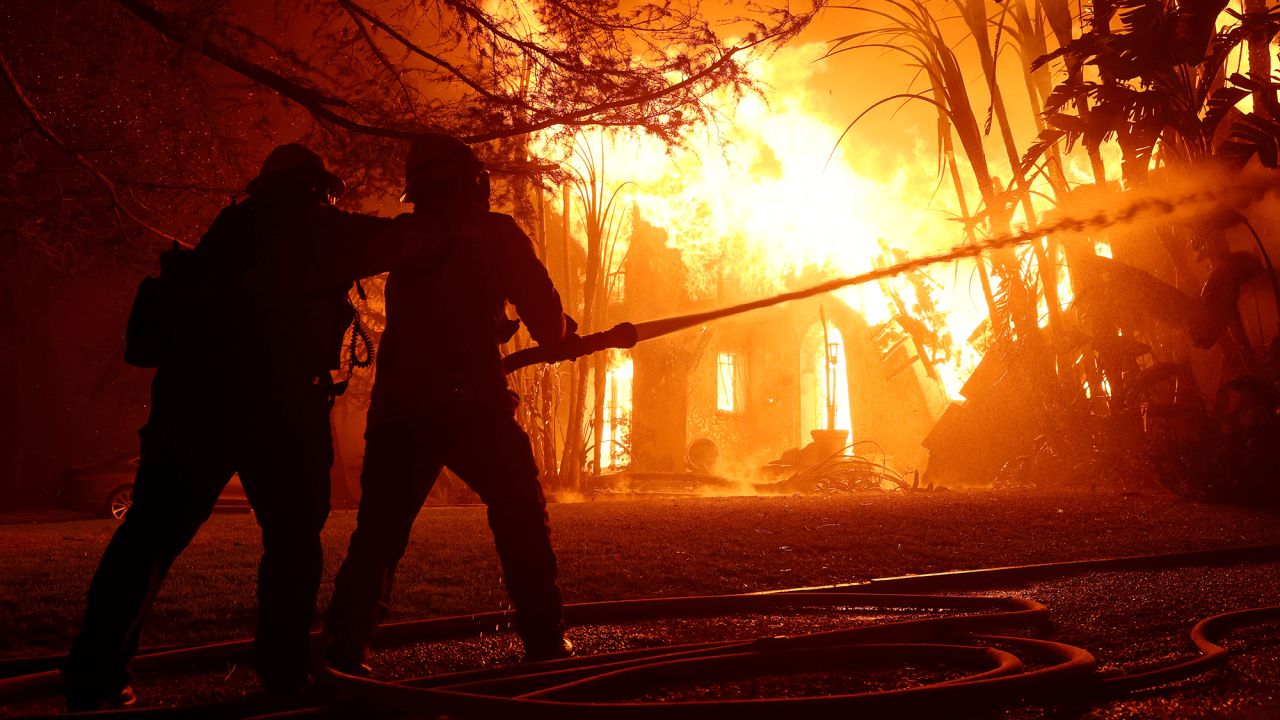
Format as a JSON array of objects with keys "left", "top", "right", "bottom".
[{"left": 540, "top": 43, "right": 999, "bottom": 401}]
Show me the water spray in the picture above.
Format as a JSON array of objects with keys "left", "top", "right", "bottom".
[{"left": 505, "top": 171, "right": 1280, "bottom": 374}]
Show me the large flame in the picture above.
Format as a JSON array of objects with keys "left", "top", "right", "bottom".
[{"left": 543, "top": 42, "right": 1000, "bottom": 402}]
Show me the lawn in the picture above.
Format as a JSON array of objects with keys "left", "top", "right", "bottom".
[{"left": 3, "top": 488, "right": 1279, "bottom": 660}]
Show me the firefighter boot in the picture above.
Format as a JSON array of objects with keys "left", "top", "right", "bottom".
[
  {"left": 523, "top": 635, "right": 574, "bottom": 663},
  {"left": 66, "top": 684, "right": 137, "bottom": 713}
]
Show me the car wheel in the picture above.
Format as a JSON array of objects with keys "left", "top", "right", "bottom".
[{"left": 105, "top": 485, "right": 134, "bottom": 520}]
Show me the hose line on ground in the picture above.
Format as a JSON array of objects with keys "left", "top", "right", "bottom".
[{"left": 2, "top": 544, "right": 1277, "bottom": 718}]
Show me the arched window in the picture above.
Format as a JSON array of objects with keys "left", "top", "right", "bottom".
[{"left": 800, "top": 322, "right": 852, "bottom": 443}]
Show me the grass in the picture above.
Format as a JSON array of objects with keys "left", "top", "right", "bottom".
[{"left": 2, "top": 489, "right": 1279, "bottom": 659}]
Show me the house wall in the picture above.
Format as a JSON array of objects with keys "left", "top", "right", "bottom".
[
  {"left": 619, "top": 211, "right": 947, "bottom": 477},
  {"left": 670, "top": 296, "right": 946, "bottom": 477},
  {"left": 620, "top": 212, "right": 699, "bottom": 472},
  {"left": 630, "top": 336, "right": 694, "bottom": 472},
  {"left": 823, "top": 300, "right": 945, "bottom": 470},
  {"left": 685, "top": 310, "right": 802, "bottom": 473}
]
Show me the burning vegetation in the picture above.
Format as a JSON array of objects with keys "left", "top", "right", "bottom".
[
  {"left": 498, "top": 0, "right": 1280, "bottom": 507},
  {"left": 6, "top": 2, "right": 1280, "bottom": 717},
  {"left": 3, "top": 0, "right": 1280, "bottom": 509}
]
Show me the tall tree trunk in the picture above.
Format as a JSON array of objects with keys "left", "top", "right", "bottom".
[
  {"left": 1247, "top": 0, "right": 1278, "bottom": 118},
  {"left": 564, "top": 362, "right": 589, "bottom": 490},
  {"left": 943, "top": 131, "right": 1002, "bottom": 330},
  {"left": 533, "top": 190, "right": 559, "bottom": 480},
  {"left": 967, "top": 0, "right": 1063, "bottom": 333},
  {"left": 581, "top": 206, "right": 604, "bottom": 483},
  {"left": 920, "top": 62, "right": 1011, "bottom": 337},
  {"left": 592, "top": 353, "right": 606, "bottom": 474},
  {"left": 1012, "top": 0, "right": 1069, "bottom": 196},
  {"left": 558, "top": 184, "right": 585, "bottom": 490}
]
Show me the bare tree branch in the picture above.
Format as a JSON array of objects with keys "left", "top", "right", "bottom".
[
  {"left": 119, "top": 178, "right": 240, "bottom": 195},
  {"left": 109, "top": 0, "right": 812, "bottom": 146},
  {"left": 338, "top": 0, "right": 515, "bottom": 106},
  {"left": 111, "top": 0, "right": 421, "bottom": 139},
  {"left": 343, "top": 8, "right": 421, "bottom": 118},
  {"left": 465, "top": 41, "right": 759, "bottom": 142},
  {"left": 0, "top": 126, "right": 33, "bottom": 144},
  {"left": 442, "top": 0, "right": 607, "bottom": 76},
  {"left": 0, "top": 48, "right": 181, "bottom": 245}
]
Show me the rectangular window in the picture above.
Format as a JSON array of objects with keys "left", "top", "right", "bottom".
[{"left": 717, "top": 352, "right": 745, "bottom": 414}]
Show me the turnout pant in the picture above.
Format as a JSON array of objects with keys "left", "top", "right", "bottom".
[
  {"left": 325, "top": 396, "right": 562, "bottom": 662},
  {"left": 64, "top": 385, "right": 333, "bottom": 699}
]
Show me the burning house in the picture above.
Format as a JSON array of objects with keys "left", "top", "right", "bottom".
[
  {"left": 512, "top": 45, "right": 997, "bottom": 494},
  {"left": 589, "top": 212, "right": 951, "bottom": 488}
]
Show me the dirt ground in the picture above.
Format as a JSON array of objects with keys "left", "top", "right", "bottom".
[{"left": 1, "top": 488, "right": 1278, "bottom": 717}]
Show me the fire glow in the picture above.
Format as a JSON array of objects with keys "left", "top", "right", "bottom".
[
  {"left": 545, "top": 43, "right": 1004, "bottom": 408},
  {"left": 499, "top": 0, "right": 1279, "bottom": 488}
]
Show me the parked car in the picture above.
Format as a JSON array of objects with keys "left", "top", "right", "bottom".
[{"left": 60, "top": 453, "right": 249, "bottom": 519}]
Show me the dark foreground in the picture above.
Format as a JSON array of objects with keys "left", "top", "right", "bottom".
[{"left": 1, "top": 489, "right": 1277, "bottom": 717}]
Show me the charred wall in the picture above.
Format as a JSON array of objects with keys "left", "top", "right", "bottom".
[{"left": 686, "top": 310, "right": 802, "bottom": 472}]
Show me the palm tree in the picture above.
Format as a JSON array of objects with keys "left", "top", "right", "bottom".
[
  {"left": 827, "top": 0, "right": 1042, "bottom": 340},
  {"left": 558, "top": 132, "right": 634, "bottom": 488},
  {"left": 1021, "top": 0, "right": 1280, "bottom": 184}
]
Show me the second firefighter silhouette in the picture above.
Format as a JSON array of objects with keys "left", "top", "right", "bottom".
[{"left": 325, "top": 134, "right": 576, "bottom": 670}]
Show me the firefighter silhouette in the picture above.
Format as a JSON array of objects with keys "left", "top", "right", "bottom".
[
  {"left": 64, "top": 144, "right": 439, "bottom": 710},
  {"left": 324, "top": 133, "right": 577, "bottom": 674}
]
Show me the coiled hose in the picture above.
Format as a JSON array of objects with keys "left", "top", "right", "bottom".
[{"left": 1, "top": 544, "right": 1277, "bottom": 719}]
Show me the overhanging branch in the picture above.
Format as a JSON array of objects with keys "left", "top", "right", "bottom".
[
  {"left": 338, "top": 0, "right": 515, "bottom": 106},
  {"left": 111, "top": 0, "right": 420, "bottom": 139},
  {"left": 467, "top": 41, "right": 757, "bottom": 142},
  {"left": 0, "top": 48, "right": 181, "bottom": 244},
  {"left": 109, "top": 0, "right": 796, "bottom": 147}
]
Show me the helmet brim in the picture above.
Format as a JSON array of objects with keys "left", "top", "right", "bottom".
[
  {"left": 321, "top": 171, "right": 347, "bottom": 199},
  {"left": 251, "top": 167, "right": 347, "bottom": 199},
  {"left": 400, "top": 163, "right": 484, "bottom": 203}
]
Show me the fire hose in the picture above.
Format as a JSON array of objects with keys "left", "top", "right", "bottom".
[
  {"left": 1, "top": 544, "right": 1278, "bottom": 718},
  {"left": 502, "top": 170, "right": 1280, "bottom": 374}
]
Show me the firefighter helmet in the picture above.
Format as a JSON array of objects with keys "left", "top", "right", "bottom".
[
  {"left": 252, "top": 143, "right": 346, "bottom": 198},
  {"left": 403, "top": 133, "right": 484, "bottom": 201}
]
